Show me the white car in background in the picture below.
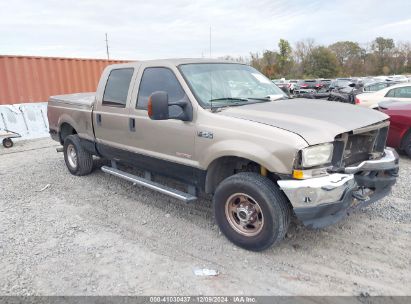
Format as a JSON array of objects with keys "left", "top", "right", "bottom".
[
  {"left": 386, "top": 75, "right": 408, "bottom": 83},
  {"left": 355, "top": 83, "right": 411, "bottom": 108}
]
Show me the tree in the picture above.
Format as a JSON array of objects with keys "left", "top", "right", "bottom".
[
  {"left": 250, "top": 50, "right": 279, "bottom": 79},
  {"left": 293, "top": 39, "right": 315, "bottom": 77},
  {"left": 372, "top": 37, "right": 395, "bottom": 74},
  {"left": 329, "top": 41, "right": 362, "bottom": 65},
  {"left": 372, "top": 37, "right": 395, "bottom": 56},
  {"left": 277, "top": 39, "right": 293, "bottom": 76},
  {"left": 249, "top": 36, "right": 409, "bottom": 78},
  {"left": 305, "top": 46, "right": 339, "bottom": 78},
  {"left": 390, "top": 42, "right": 411, "bottom": 74},
  {"left": 328, "top": 41, "right": 363, "bottom": 76}
]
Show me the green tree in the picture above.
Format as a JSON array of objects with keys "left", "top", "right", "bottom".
[
  {"left": 328, "top": 41, "right": 363, "bottom": 75},
  {"left": 305, "top": 46, "right": 339, "bottom": 78},
  {"left": 329, "top": 41, "right": 362, "bottom": 65},
  {"left": 277, "top": 39, "right": 293, "bottom": 76}
]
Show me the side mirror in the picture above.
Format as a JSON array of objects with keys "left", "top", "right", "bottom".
[
  {"left": 148, "top": 91, "right": 193, "bottom": 121},
  {"left": 148, "top": 91, "right": 169, "bottom": 120}
]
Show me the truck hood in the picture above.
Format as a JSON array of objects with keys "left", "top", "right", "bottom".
[{"left": 217, "top": 98, "right": 388, "bottom": 145}]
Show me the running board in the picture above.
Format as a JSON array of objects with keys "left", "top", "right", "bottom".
[{"left": 101, "top": 166, "right": 197, "bottom": 203}]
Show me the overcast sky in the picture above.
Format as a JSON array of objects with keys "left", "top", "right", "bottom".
[{"left": 1, "top": 0, "right": 410, "bottom": 60}]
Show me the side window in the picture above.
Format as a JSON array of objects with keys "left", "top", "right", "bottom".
[
  {"left": 102, "top": 68, "right": 134, "bottom": 107},
  {"left": 137, "top": 67, "right": 186, "bottom": 110},
  {"left": 396, "top": 86, "right": 411, "bottom": 98},
  {"left": 385, "top": 88, "right": 396, "bottom": 97},
  {"left": 376, "top": 83, "right": 387, "bottom": 91}
]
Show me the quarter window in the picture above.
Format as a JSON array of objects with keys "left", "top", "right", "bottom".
[
  {"left": 102, "top": 68, "right": 134, "bottom": 107},
  {"left": 137, "top": 67, "right": 186, "bottom": 110},
  {"left": 385, "top": 88, "right": 396, "bottom": 97}
]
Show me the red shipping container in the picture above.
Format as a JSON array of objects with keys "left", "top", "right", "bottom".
[{"left": 0, "top": 55, "right": 130, "bottom": 105}]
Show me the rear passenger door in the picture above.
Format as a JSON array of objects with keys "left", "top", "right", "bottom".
[{"left": 93, "top": 67, "right": 136, "bottom": 149}]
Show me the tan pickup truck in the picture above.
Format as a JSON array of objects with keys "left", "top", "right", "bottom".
[{"left": 48, "top": 59, "right": 399, "bottom": 251}]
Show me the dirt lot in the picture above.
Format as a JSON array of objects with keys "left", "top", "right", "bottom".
[{"left": 0, "top": 138, "right": 410, "bottom": 296}]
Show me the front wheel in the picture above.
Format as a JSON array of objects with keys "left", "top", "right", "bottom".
[{"left": 213, "top": 172, "right": 291, "bottom": 251}]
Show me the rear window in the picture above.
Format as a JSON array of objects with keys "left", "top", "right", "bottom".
[
  {"left": 337, "top": 80, "right": 352, "bottom": 87},
  {"left": 102, "top": 68, "right": 134, "bottom": 107}
]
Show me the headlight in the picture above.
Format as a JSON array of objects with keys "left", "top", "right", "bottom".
[{"left": 301, "top": 143, "right": 333, "bottom": 167}]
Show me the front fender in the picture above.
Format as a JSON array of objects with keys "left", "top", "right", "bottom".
[{"left": 200, "top": 139, "right": 297, "bottom": 174}]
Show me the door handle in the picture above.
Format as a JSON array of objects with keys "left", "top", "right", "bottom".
[
  {"left": 129, "top": 117, "right": 136, "bottom": 132},
  {"left": 96, "top": 114, "right": 102, "bottom": 126}
]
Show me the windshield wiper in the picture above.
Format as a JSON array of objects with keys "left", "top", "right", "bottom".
[
  {"left": 245, "top": 96, "right": 289, "bottom": 101},
  {"left": 209, "top": 97, "right": 249, "bottom": 102},
  {"left": 245, "top": 97, "right": 270, "bottom": 101}
]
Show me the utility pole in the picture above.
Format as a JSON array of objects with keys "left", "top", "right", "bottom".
[
  {"left": 105, "top": 33, "right": 110, "bottom": 60},
  {"left": 209, "top": 26, "right": 212, "bottom": 58}
]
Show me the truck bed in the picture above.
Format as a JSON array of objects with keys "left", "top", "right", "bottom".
[
  {"left": 49, "top": 92, "right": 96, "bottom": 108},
  {"left": 47, "top": 92, "right": 96, "bottom": 143}
]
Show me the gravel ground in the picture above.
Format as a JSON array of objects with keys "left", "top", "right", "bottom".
[{"left": 0, "top": 138, "right": 410, "bottom": 296}]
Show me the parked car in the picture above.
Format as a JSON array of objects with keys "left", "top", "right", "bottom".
[
  {"left": 362, "top": 81, "right": 400, "bottom": 92},
  {"left": 272, "top": 79, "right": 291, "bottom": 94},
  {"left": 319, "top": 79, "right": 331, "bottom": 89},
  {"left": 328, "top": 79, "right": 354, "bottom": 91},
  {"left": 355, "top": 83, "right": 411, "bottom": 108},
  {"left": 379, "top": 100, "right": 411, "bottom": 157},
  {"left": 386, "top": 75, "right": 409, "bottom": 83},
  {"left": 296, "top": 79, "right": 323, "bottom": 90},
  {"left": 288, "top": 79, "right": 299, "bottom": 93},
  {"left": 47, "top": 58, "right": 398, "bottom": 251}
]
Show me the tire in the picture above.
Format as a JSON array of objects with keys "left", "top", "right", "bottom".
[
  {"left": 213, "top": 172, "right": 291, "bottom": 251},
  {"left": 63, "top": 135, "right": 93, "bottom": 176},
  {"left": 2, "top": 138, "right": 13, "bottom": 148},
  {"left": 403, "top": 132, "right": 411, "bottom": 158}
]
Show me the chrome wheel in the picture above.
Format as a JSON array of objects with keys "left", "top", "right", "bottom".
[
  {"left": 225, "top": 193, "right": 264, "bottom": 237},
  {"left": 66, "top": 144, "right": 78, "bottom": 169}
]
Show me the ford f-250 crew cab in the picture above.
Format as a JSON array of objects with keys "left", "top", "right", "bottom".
[{"left": 48, "top": 59, "right": 399, "bottom": 251}]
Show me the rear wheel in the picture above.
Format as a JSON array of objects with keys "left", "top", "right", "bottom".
[
  {"left": 213, "top": 172, "right": 291, "bottom": 251},
  {"left": 63, "top": 135, "right": 93, "bottom": 176},
  {"left": 2, "top": 138, "right": 13, "bottom": 148}
]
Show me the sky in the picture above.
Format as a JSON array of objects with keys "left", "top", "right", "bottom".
[{"left": 0, "top": 0, "right": 410, "bottom": 60}]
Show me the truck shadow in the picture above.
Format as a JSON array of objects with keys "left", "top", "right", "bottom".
[{"left": 89, "top": 156, "right": 372, "bottom": 256}]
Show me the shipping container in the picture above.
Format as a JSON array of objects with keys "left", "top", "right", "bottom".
[{"left": 0, "top": 55, "right": 130, "bottom": 105}]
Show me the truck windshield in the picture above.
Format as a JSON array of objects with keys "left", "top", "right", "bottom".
[{"left": 179, "top": 63, "right": 287, "bottom": 108}]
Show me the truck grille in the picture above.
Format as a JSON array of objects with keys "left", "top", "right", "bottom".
[{"left": 337, "top": 124, "right": 389, "bottom": 167}]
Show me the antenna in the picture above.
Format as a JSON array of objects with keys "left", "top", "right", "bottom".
[
  {"left": 209, "top": 25, "right": 214, "bottom": 111},
  {"left": 105, "top": 33, "right": 110, "bottom": 60}
]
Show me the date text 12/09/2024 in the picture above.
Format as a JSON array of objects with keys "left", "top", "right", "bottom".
[{"left": 149, "top": 296, "right": 256, "bottom": 303}]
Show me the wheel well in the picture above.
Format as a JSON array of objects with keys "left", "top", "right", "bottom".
[
  {"left": 400, "top": 128, "right": 411, "bottom": 149},
  {"left": 59, "top": 123, "right": 77, "bottom": 144},
  {"left": 205, "top": 156, "right": 279, "bottom": 194}
]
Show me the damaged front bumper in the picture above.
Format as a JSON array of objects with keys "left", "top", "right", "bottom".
[{"left": 277, "top": 148, "right": 399, "bottom": 229}]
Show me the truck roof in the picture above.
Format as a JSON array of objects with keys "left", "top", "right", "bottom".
[{"left": 112, "top": 58, "right": 242, "bottom": 68}]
